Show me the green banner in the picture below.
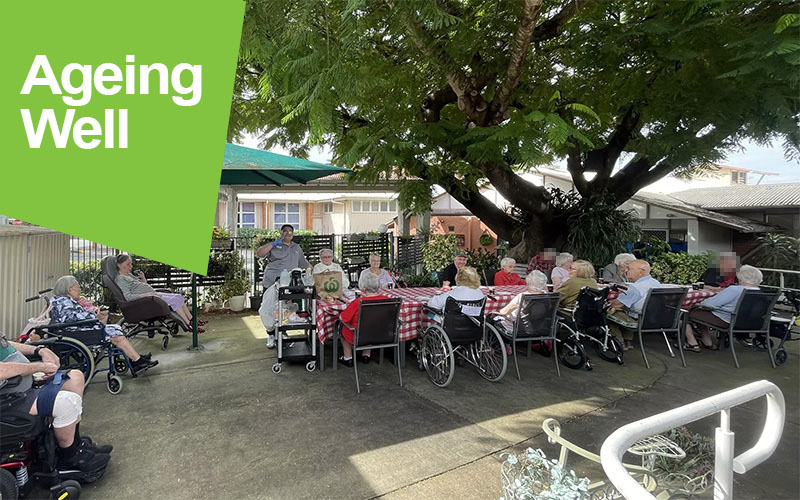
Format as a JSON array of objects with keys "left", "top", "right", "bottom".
[{"left": 0, "top": 0, "right": 245, "bottom": 274}]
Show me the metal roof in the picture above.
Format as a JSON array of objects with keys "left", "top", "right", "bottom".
[
  {"left": 669, "top": 183, "right": 800, "bottom": 209},
  {"left": 632, "top": 192, "right": 775, "bottom": 233}
]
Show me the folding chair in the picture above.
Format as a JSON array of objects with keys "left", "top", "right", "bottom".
[
  {"left": 635, "top": 288, "right": 689, "bottom": 369},
  {"left": 504, "top": 293, "right": 561, "bottom": 379}
]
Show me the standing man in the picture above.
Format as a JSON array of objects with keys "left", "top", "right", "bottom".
[
  {"left": 256, "top": 224, "right": 311, "bottom": 348},
  {"left": 606, "top": 259, "right": 661, "bottom": 351},
  {"left": 439, "top": 250, "right": 468, "bottom": 289}
]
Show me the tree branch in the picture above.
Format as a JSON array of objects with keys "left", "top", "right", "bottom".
[
  {"left": 479, "top": 163, "right": 551, "bottom": 215},
  {"left": 611, "top": 159, "right": 674, "bottom": 202},
  {"left": 531, "top": 0, "right": 593, "bottom": 43},
  {"left": 421, "top": 86, "right": 458, "bottom": 123},
  {"left": 567, "top": 147, "right": 589, "bottom": 195},
  {"left": 491, "top": 0, "right": 545, "bottom": 122}
]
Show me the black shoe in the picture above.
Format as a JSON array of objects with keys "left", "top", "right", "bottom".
[
  {"left": 358, "top": 355, "right": 371, "bottom": 364},
  {"left": 81, "top": 436, "right": 113, "bottom": 454},
  {"left": 58, "top": 447, "right": 110, "bottom": 473},
  {"left": 140, "top": 352, "right": 152, "bottom": 361},
  {"left": 338, "top": 356, "right": 354, "bottom": 368},
  {"left": 132, "top": 358, "right": 158, "bottom": 373}
]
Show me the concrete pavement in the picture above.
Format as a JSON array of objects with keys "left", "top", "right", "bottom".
[{"left": 48, "top": 312, "right": 799, "bottom": 499}]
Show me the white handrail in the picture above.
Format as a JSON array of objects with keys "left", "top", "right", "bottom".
[{"left": 600, "top": 380, "right": 785, "bottom": 500}]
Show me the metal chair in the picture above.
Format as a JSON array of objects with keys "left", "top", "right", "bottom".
[
  {"left": 559, "top": 287, "right": 624, "bottom": 367},
  {"left": 635, "top": 288, "right": 689, "bottom": 369},
  {"left": 338, "top": 297, "right": 403, "bottom": 393},
  {"left": 503, "top": 293, "right": 562, "bottom": 379},
  {"left": 690, "top": 289, "right": 779, "bottom": 368},
  {"left": 482, "top": 269, "right": 498, "bottom": 286}
]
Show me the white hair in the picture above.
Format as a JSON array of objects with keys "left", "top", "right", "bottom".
[
  {"left": 525, "top": 270, "right": 547, "bottom": 291},
  {"left": 319, "top": 248, "right": 334, "bottom": 258},
  {"left": 53, "top": 275, "right": 79, "bottom": 297},
  {"left": 500, "top": 257, "right": 516, "bottom": 268},
  {"left": 359, "top": 272, "right": 381, "bottom": 293},
  {"left": 555, "top": 252, "right": 574, "bottom": 267},
  {"left": 736, "top": 265, "right": 763, "bottom": 286},
  {"left": 614, "top": 253, "right": 636, "bottom": 266}
]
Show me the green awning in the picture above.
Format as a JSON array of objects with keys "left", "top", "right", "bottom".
[{"left": 220, "top": 143, "right": 349, "bottom": 185}]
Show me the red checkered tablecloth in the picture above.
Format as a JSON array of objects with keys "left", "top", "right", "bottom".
[
  {"left": 606, "top": 286, "right": 717, "bottom": 307},
  {"left": 315, "top": 285, "right": 527, "bottom": 343}
]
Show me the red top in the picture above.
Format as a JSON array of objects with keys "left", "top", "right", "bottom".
[
  {"left": 494, "top": 270, "right": 525, "bottom": 286},
  {"left": 340, "top": 294, "right": 389, "bottom": 344}
]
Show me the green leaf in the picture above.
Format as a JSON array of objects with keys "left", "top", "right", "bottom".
[{"left": 775, "top": 13, "right": 798, "bottom": 34}]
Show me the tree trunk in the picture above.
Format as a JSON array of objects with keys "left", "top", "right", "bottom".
[{"left": 505, "top": 210, "right": 569, "bottom": 261}]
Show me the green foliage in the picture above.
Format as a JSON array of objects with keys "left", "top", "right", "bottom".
[
  {"left": 401, "top": 272, "right": 439, "bottom": 288},
  {"left": 465, "top": 248, "right": 500, "bottom": 273},
  {"left": 422, "top": 234, "right": 460, "bottom": 273},
  {"left": 212, "top": 226, "right": 230, "bottom": 239},
  {"left": 753, "top": 233, "right": 800, "bottom": 288},
  {"left": 653, "top": 427, "right": 713, "bottom": 488},
  {"left": 632, "top": 237, "right": 673, "bottom": 261},
  {"left": 650, "top": 252, "right": 711, "bottom": 285},
  {"left": 479, "top": 232, "right": 494, "bottom": 247},
  {"left": 501, "top": 448, "right": 591, "bottom": 500},
  {"left": 69, "top": 260, "right": 103, "bottom": 303},
  {"left": 211, "top": 251, "right": 250, "bottom": 300},
  {"left": 565, "top": 196, "right": 641, "bottom": 267},
  {"left": 245, "top": 229, "right": 318, "bottom": 251}
]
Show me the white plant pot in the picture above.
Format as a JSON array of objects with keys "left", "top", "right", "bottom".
[{"left": 228, "top": 295, "right": 247, "bottom": 312}]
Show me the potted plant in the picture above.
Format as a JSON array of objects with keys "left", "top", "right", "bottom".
[
  {"left": 222, "top": 275, "right": 249, "bottom": 311},
  {"left": 479, "top": 231, "right": 494, "bottom": 247},
  {"left": 211, "top": 226, "right": 232, "bottom": 250}
]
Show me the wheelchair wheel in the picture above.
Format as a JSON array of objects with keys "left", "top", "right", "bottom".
[
  {"left": 162, "top": 336, "right": 170, "bottom": 350},
  {"left": 474, "top": 324, "right": 507, "bottom": 382},
  {"left": 49, "top": 338, "right": 96, "bottom": 387},
  {"left": 559, "top": 337, "right": 587, "bottom": 370},
  {"left": 421, "top": 326, "right": 455, "bottom": 388},
  {"left": 0, "top": 468, "right": 18, "bottom": 500},
  {"left": 774, "top": 348, "right": 788, "bottom": 366},
  {"left": 107, "top": 374, "right": 123, "bottom": 395},
  {"left": 50, "top": 479, "right": 81, "bottom": 500},
  {"left": 112, "top": 354, "right": 129, "bottom": 374},
  {"left": 593, "top": 335, "right": 624, "bottom": 364}
]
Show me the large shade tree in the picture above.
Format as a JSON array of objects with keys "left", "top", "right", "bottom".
[{"left": 230, "top": 0, "right": 799, "bottom": 258}]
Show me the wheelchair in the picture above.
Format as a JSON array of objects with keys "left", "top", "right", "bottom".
[
  {"left": 32, "top": 320, "right": 149, "bottom": 395},
  {"left": 101, "top": 256, "right": 188, "bottom": 350},
  {"left": 418, "top": 297, "right": 507, "bottom": 388},
  {"left": 558, "top": 286, "right": 625, "bottom": 370},
  {"left": 0, "top": 378, "right": 95, "bottom": 500}
]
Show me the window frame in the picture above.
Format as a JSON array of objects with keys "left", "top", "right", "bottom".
[
  {"left": 273, "top": 202, "right": 301, "bottom": 230},
  {"left": 238, "top": 202, "right": 256, "bottom": 229}
]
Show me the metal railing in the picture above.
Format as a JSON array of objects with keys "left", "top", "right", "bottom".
[
  {"left": 600, "top": 380, "right": 785, "bottom": 500},
  {"left": 756, "top": 267, "right": 800, "bottom": 292}
]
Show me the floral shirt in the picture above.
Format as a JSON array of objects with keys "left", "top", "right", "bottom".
[{"left": 49, "top": 296, "right": 123, "bottom": 338}]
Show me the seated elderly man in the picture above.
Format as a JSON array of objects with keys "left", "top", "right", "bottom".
[
  {"left": 702, "top": 252, "right": 738, "bottom": 288},
  {"left": 438, "top": 250, "right": 468, "bottom": 289},
  {"left": 0, "top": 330, "right": 112, "bottom": 475},
  {"left": 312, "top": 248, "right": 350, "bottom": 289},
  {"left": 606, "top": 259, "right": 661, "bottom": 351},
  {"left": 601, "top": 253, "right": 636, "bottom": 284},
  {"left": 494, "top": 258, "right": 525, "bottom": 286},
  {"left": 683, "top": 265, "right": 763, "bottom": 351}
]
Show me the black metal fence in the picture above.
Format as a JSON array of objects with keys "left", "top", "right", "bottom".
[{"left": 69, "top": 232, "right": 422, "bottom": 305}]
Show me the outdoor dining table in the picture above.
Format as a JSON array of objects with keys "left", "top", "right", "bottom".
[
  {"left": 315, "top": 284, "right": 528, "bottom": 344},
  {"left": 605, "top": 284, "right": 718, "bottom": 307}
]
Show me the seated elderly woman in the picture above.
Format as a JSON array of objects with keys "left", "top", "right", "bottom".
[
  {"left": 557, "top": 260, "right": 599, "bottom": 309},
  {"left": 494, "top": 257, "right": 525, "bottom": 286},
  {"left": 51, "top": 276, "right": 158, "bottom": 373},
  {"left": 338, "top": 273, "right": 387, "bottom": 367},
  {"left": 551, "top": 252, "right": 574, "bottom": 290},
  {"left": 601, "top": 253, "right": 636, "bottom": 284},
  {"left": 1, "top": 330, "right": 112, "bottom": 475},
  {"left": 683, "top": 265, "right": 763, "bottom": 352},
  {"left": 312, "top": 248, "right": 350, "bottom": 289},
  {"left": 358, "top": 253, "right": 395, "bottom": 288},
  {"left": 495, "top": 270, "right": 548, "bottom": 331},
  {"left": 426, "top": 266, "right": 484, "bottom": 319},
  {"left": 114, "top": 254, "right": 205, "bottom": 332}
]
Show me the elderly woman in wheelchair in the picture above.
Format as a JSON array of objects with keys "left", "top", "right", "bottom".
[
  {"left": 51, "top": 276, "right": 158, "bottom": 377},
  {"left": 1, "top": 330, "right": 111, "bottom": 498},
  {"left": 419, "top": 267, "right": 507, "bottom": 387}
]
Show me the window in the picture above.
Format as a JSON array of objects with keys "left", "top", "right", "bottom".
[
  {"left": 238, "top": 202, "right": 256, "bottom": 228},
  {"left": 352, "top": 200, "right": 397, "bottom": 212},
  {"left": 274, "top": 202, "right": 300, "bottom": 229},
  {"left": 323, "top": 202, "right": 333, "bottom": 213},
  {"left": 731, "top": 171, "right": 747, "bottom": 184}
]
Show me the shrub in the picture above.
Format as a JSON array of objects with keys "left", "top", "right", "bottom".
[
  {"left": 466, "top": 248, "right": 500, "bottom": 273},
  {"left": 402, "top": 273, "right": 439, "bottom": 288},
  {"left": 247, "top": 229, "right": 318, "bottom": 251},
  {"left": 69, "top": 260, "right": 103, "bottom": 303},
  {"left": 650, "top": 252, "right": 711, "bottom": 285},
  {"left": 753, "top": 233, "right": 800, "bottom": 288},
  {"left": 212, "top": 226, "right": 230, "bottom": 239},
  {"left": 422, "top": 234, "right": 460, "bottom": 273},
  {"left": 565, "top": 195, "right": 641, "bottom": 267}
]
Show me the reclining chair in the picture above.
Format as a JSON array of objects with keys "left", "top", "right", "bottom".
[{"left": 101, "top": 255, "right": 188, "bottom": 350}]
